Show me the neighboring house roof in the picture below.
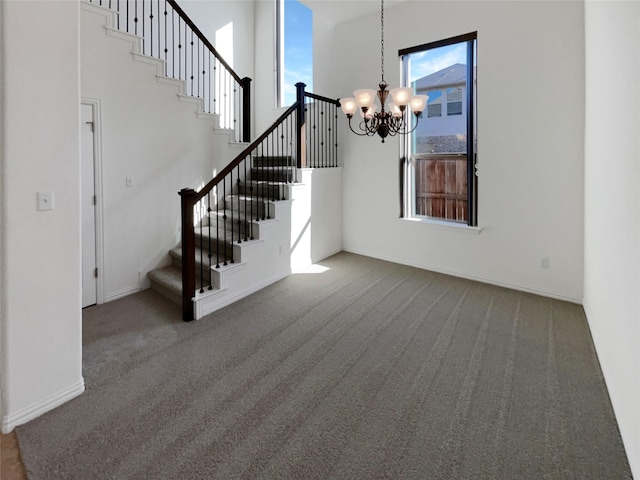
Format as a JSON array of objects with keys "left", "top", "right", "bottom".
[{"left": 413, "top": 63, "right": 467, "bottom": 90}]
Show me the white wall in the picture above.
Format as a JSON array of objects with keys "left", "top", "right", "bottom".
[
  {"left": 291, "top": 168, "right": 343, "bottom": 270},
  {"left": 82, "top": 4, "right": 237, "bottom": 301},
  {"left": 179, "top": 0, "right": 255, "bottom": 78},
  {"left": 0, "top": 1, "right": 84, "bottom": 431},
  {"left": 584, "top": 1, "right": 640, "bottom": 477},
  {"left": 318, "top": 1, "right": 585, "bottom": 302},
  {"left": 178, "top": 0, "right": 256, "bottom": 134}
]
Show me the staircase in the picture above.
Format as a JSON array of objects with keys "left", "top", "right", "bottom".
[
  {"left": 83, "top": 0, "right": 341, "bottom": 321},
  {"left": 148, "top": 156, "right": 295, "bottom": 319}
]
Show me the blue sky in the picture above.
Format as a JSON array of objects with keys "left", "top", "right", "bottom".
[
  {"left": 283, "top": 0, "right": 313, "bottom": 105},
  {"left": 407, "top": 43, "right": 467, "bottom": 83}
]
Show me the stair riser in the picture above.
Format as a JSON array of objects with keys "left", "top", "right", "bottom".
[
  {"left": 223, "top": 199, "right": 266, "bottom": 218},
  {"left": 194, "top": 237, "right": 235, "bottom": 256},
  {"left": 250, "top": 168, "right": 294, "bottom": 183},
  {"left": 171, "top": 252, "right": 231, "bottom": 272},
  {"left": 238, "top": 183, "right": 284, "bottom": 200},
  {"left": 200, "top": 216, "right": 252, "bottom": 233},
  {"left": 252, "top": 156, "right": 293, "bottom": 168}
]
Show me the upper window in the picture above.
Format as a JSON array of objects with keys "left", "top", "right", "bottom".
[
  {"left": 276, "top": 0, "right": 313, "bottom": 107},
  {"left": 446, "top": 87, "right": 463, "bottom": 116},
  {"left": 400, "top": 33, "right": 477, "bottom": 226}
]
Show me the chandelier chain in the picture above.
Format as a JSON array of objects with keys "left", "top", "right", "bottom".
[{"left": 380, "top": 0, "right": 384, "bottom": 82}]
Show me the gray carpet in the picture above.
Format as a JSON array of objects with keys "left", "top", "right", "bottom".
[{"left": 17, "top": 252, "right": 631, "bottom": 479}]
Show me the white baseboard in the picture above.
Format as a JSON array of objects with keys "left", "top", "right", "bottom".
[
  {"left": 312, "top": 247, "right": 343, "bottom": 265},
  {"left": 2, "top": 379, "right": 85, "bottom": 433},
  {"left": 195, "top": 271, "right": 290, "bottom": 320},
  {"left": 104, "top": 285, "right": 140, "bottom": 303},
  {"left": 343, "top": 247, "right": 583, "bottom": 305}
]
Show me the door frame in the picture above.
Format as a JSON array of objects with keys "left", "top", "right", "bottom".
[{"left": 81, "top": 98, "right": 105, "bottom": 305}]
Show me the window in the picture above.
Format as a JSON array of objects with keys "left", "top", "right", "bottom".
[
  {"left": 428, "top": 104, "right": 442, "bottom": 117},
  {"left": 276, "top": 0, "right": 313, "bottom": 107},
  {"left": 427, "top": 90, "right": 442, "bottom": 117},
  {"left": 400, "top": 32, "right": 477, "bottom": 226},
  {"left": 446, "top": 87, "right": 463, "bottom": 116}
]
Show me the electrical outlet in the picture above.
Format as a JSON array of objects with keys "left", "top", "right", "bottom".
[{"left": 540, "top": 257, "right": 550, "bottom": 269}]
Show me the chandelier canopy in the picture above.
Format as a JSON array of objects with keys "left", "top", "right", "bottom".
[{"left": 340, "top": 0, "right": 427, "bottom": 143}]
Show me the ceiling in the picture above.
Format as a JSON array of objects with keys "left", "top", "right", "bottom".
[{"left": 299, "top": 0, "right": 406, "bottom": 25}]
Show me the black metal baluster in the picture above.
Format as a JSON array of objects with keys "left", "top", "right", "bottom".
[
  {"left": 315, "top": 101, "right": 320, "bottom": 168},
  {"left": 207, "top": 54, "right": 212, "bottom": 113},
  {"left": 224, "top": 72, "right": 228, "bottom": 128},
  {"left": 149, "top": 0, "right": 153, "bottom": 56},
  {"left": 320, "top": 100, "right": 324, "bottom": 167},
  {"left": 317, "top": 101, "right": 322, "bottom": 168},
  {"left": 236, "top": 165, "right": 242, "bottom": 243},
  {"left": 265, "top": 137, "right": 271, "bottom": 217},
  {"left": 174, "top": 18, "right": 182, "bottom": 78},
  {"left": 243, "top": 158, "right": 249, "bottom": 240},
  {"left": 200, "top": 198, "right": 202, "bottom": 293},
  {"left": 334, "top": 103, "right": 339, "bottom": 167},
  {"left": 126, "top": 0, "right": 129, "bottom": 32},
  {"left": 134, "top": 0, "right": 138, "bottom": 36},
  {"left": 233, "top": 83, "right": 238, "bottom": 140},
  {"left": 215, "top": 185, "right": 220, "bottom": 268},
  {"left": 163, "top": 2, "right": 167, "bottom": 74},
  {"left": 171, "top": 9, "right": 175, "bottom": 77},
  {"left": 184, "top": 22, "right": 188, "bottom": 83},
  {"left": 249, "top": 153, "right": 255, "bottom": 239},
  {"left": 270, "top": 133, "right": 275, "bottom": 202},
  {"left": 212, "top": 59, "right": 217, "bottom": 116},
  {"left": 290, "top": 113, "right": 295, "bottom": 181},
  {"left": 157, "top": 0, "right": 161, "bottom": 60},
  {"left": 259, "top": 142, "right": 264, "bottom": 221},
  {"left": 229, "top": 169, "right": 234, "bottom": 248},
  {"left": 222, "top": 179, "right": 227, "bottom": 266},
  {"left": 141, "top": 1, "right": 145, "bottom": 53},
  {"left": 229, "top": 172, "right": 235, "bottom": 262},
  {"left": 190, "top": 31, "right": 194, "bottom": 95},
  {"left": 206, "top": 192, "right": 212, "bottom": 289}
]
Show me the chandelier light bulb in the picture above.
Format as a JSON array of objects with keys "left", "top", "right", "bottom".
[
  {"left": 353, "top": 89, "right": 377, "bottom": 108},
  {"left": 389, "top": 87, "right": 413, "bottom": 107},
  {"left": 409, "top": 94, "right": 428, "bottom": 114},
  {"left": 340, "top": 98, "right": 359, "bottom": 116}
]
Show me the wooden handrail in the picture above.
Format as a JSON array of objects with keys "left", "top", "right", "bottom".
[
  {"left": 165, "top": 0, "right": 244, "bottom": 85},
  {"left": 304, "top": 91, "right": 340, "bottom": 106},
  {"left": 194, "top": 103, "right": 298, "bottom": 203},
  {"left": 180, "top": 84, "right": 340, "bottom": 320}
]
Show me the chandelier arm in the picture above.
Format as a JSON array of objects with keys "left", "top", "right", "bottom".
[
  {"left": 388, "top": 114, "right": 422, "bottom": 136},
  {"left": 347, "top": 116, "right": 374, "bottom": 137}
]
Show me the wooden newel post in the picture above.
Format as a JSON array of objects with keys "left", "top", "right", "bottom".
[
  {"left": 242, "top": 77, "right": 252, "bottom": 143},
  {"left": 179, "top": 188, "right": 197, "bottom": 321},
  {"left": 295, "top": 82, "right": 306, "bottom": 169}
]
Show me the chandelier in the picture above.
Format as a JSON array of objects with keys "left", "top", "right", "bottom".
[{"left": 340, "top": 0, "right": 427, "bottom": 143}]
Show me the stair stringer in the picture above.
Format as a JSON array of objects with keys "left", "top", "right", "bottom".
[
  {"left": 192, "top": 200, "right": 293, "bottom": 320},
  {"left": 83, "top": 1, "right": 237, "bottom": 137}
]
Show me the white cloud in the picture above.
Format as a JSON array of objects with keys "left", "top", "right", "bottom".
[{"left": 408, "top": 44, "right": 467, "bottom": 82}]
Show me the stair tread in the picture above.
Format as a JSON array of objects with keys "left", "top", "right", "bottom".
[
  {"left": 148, "top": 265, "right": 182, "bottom": 294},
  {"left": 170, "top": 246, "right": 233, "bottom": 265}
]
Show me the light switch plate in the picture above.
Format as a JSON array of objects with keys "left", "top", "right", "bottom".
[{"left": 37, "top": 191, "right": 54, "bottom": 211}]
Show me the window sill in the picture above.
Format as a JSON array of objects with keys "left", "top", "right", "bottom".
[{"left": 400, "top": 217, "right": 482, "bottom": 235}]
